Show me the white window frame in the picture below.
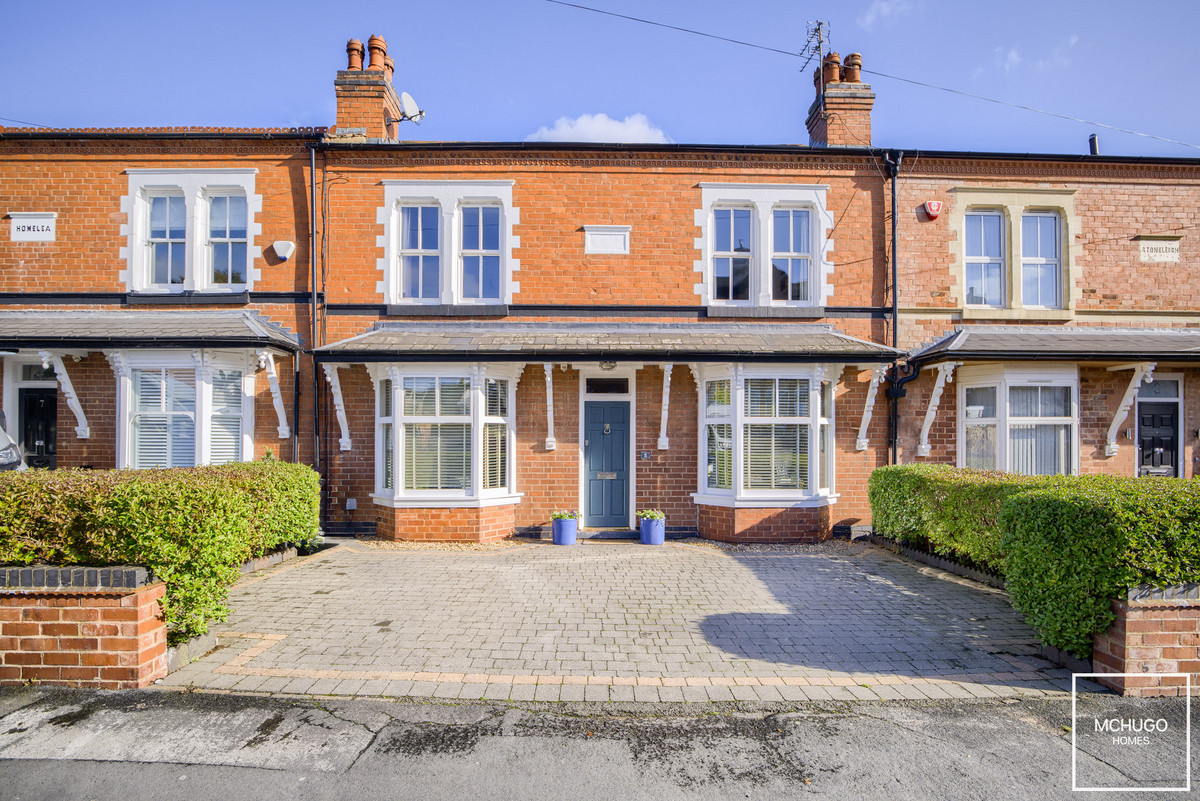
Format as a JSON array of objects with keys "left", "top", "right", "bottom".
[
  {"left": 378, "top": 181, "right": 519, "bottom": 306},
  {"left": 108, "top": 349, "right": 256, "bottom": 469},
  {"left": 770, "top": 206, "right": 816, "bottom": 303},
  {"left": 205, "top": 192, "right": 252, "bottom": 288},
  {"left": 575, "top": 364, "right": 639, "bottom": 530},
  {"left": 396, "top": 204, "right": 442, "bottom": 302},
  {"left": 695, "top": 184, "right": 833, "bottom": 308},
  {"left": 956, "top": 364, "right": 1080, "bottom": 475},
  {"left": 964, "top": 210, "right": 1007, "bottom": 308},
  {"left": 692, "top": 363, "right": 840, "bottom": 508},
  {"left": 369, "top": 362, "right": 523, "bottom": 508},
  {"left": 1020, "top": 211, "right": 1062, "bottom": 310},
  {"left": 121, "top": 169, "right": 261, "bottom": 294}
]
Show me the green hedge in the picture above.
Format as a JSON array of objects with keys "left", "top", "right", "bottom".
[
  {"left": 867, "top": 464, "right": 1060, "bottom": 573},
  {"left": 1001, "top": 478, "right": 1200, "bottom": 658},
  {"left": 0, "top": 460, "right": 320, "bottom": 642}
]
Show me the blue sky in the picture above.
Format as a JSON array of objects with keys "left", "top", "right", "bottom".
[{"left": 2, "top": 0, "right": 1198, "bottom": 156}]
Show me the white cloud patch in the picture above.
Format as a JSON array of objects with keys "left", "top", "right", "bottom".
[
  {"left": 994, "top": 46, "right": 1021, "bottom": 73},
  {"left": 1037, "top": 34, "right": 1079, "bottom": 71},
  {"left": 857, "top": 0, "right": 914, "bottom": 29},
  {"left": 525, "top": 113, "right": 671, "bottom": 144}
]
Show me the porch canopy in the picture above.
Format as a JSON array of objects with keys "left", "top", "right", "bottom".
[
  {"left": 313, "top": 321, "right": 901, "bottom": 363},
  {"left": 0, "top": 310, "right": 300, "bottom": 351},
  {"left": 909, "top": 325, "right": 1200, "bottom": 367}
]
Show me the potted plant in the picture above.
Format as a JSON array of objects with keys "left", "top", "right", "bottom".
[
  {"left": 550, "top": 510, "right": 580, "bottom": 545},
  {"left": 636, "top": 509, "right": 665, "bottom": 545}
]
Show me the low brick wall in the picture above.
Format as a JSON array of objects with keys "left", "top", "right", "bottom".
[
  {"left": 1092, "top": 588, "right": 1200, "bottom": 697},
  {"left": 697, "top": 504, "right": 832, "bottom": 543},
  {"left": 0, "top": 582, "right": 168, "bottom": 689},
  {"left": 376, "top": 503, "right": 516, "bottom": 542}
]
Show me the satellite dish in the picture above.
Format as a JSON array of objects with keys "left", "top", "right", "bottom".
[{"left": 399, "top": 91, "right": 425, "bottom": 124}]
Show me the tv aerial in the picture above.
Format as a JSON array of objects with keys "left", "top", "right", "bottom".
[{"left": 398, "top": 91, "right": 425, "bottom": 125}]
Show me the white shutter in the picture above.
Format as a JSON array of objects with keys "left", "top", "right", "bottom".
[
  {"left": 483, "top": 422, "right": 507, "bottom": 489},
  {"left": 209, "top": 369, "right": 243, "bottom": 465},
  {"left": 131, "top": 368, "right": 196, "bottom": 468}
]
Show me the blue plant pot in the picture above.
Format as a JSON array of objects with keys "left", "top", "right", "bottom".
[
  {"left": 639, "top": 518, "right": 665, "bottom": 545},
  {"left": 551, "top": 518, "right": 578, "bottom": 545}
]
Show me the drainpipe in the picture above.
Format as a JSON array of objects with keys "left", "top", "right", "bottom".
[
  {"left": 883, "top": 150, "right": 903, "bottom": 463},
  {"left": 308, "top": 144, "right": 321, "bottom": 475}
]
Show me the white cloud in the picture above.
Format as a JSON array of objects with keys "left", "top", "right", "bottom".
[
  {"left": 994, "top": 46, "right": 1021, "bottom": 73},
  {"left": 525, "top": 113, "right": 672, "bottom": 144},
  {"left": 1037, "top": 34, "right": 1079, "bottom": 71},
  {"left": 857, "top": 0, "right": 914, "bottom": 29}
]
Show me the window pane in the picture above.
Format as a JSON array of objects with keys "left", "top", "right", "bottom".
[
  {"left": 421, "top": 255, "right": 439, "bottom": 299},
  {"left": 382, "top": 422, "right": 394, "bottom": 489},
  {"left": 380, "top": 378, "right": 393, "bottom": 417},
  {"left": 819, "top": 421, "right": 830, "bottom": 490},
  {"left": 743, "top": 423, "right": 807, "bottom": 490},
  {"left": 585, "top": 378, "right": 628, "bottom": 394},
  {"left": 732, "top": 209, "right": 751, "bottom": 253},
  {"left": 964, "top": 423, "right": 997, "bottom": 469},
  {"left": 1041, "top": 216, "right": 1058, "bottom": 256},
  {"left": 1009, "top": 386, "right": 1039, "bottom": 417},
  {"left": 228, "top": 196, "right": 247, "bottom": 239},
  {"left": 982, "top": 214, "right": 1002, "bottom": 258},
  {"left": 778, "top": 378, "right": 806, "bottom": 417},
  {"left": 713, "top": 257, "right": 730, "bottom": 300},
  {"left": 211, "top": 369, "right": 242, "bottom": 412},
  {"left": 1039, "top": 263, "right": 1058, "bottom": 307},
  {"left": 153, "top": 243, "right": 170, "bottom": 285},
  {"left": 1010, "top": 423, "right": 1071, "bottom": 475},
  {"left": 793, "top": 210, "right": 810, "bottom": 253},
  {"left": 168, "top": 416, "right": 195, "bottom": 468},
  {"left": 132, "top": 417, "right": 168, "bottom": 468},
  {"left": 166, "top": 369, "right": 195, "bottom": 412},
  {"left": 168, "top": 197, "right": 186, "bottom": 239},
  {"left": 150, "top": 197, "right": 168, "bottom": 238},
  {"left": 731, "top": 258, "right": 750, "bottom": 300},
  {"left": 404, "top": 423, "right": 471, "bottom": 490},
  {"left": 706, "top": 380, "right": 730, "bottom": 419},
  {"left": 483, "top": 422, "right": 507, "bottom": 489},
  {"left": 707, "top": 423, "right": 732, "bottom": 489},
  {"left": 210, "top": 416, "right": 242, "bottom": 465},
  {"left": 1138, "top": 379, "right": 1179, "bottom": 399},
  {"left": 964, "top": 386, "right": 996, "bottom": 419},
  {"left": 1041, "top": 386, "right": 1071, "bottom": 417},
  {"left": 745, "top": 379, "right": 776, "bottom": 417},
  {"left": 403, "top": 377, "right": 436, "bottom": 415},
  {"left": 403, "top": 255, "right": 420, "bottom": 298},
  {"left": 463, "top": 255, "right": 480, "bottom": 298},
  {"left": 462, "top": 206, "right": 479, "bottom": 250},
  {"left": 1022, "top": 215, "right": 1038, "bottom": 259},
  {"left": 773, "top": 209, "right": 789, "bottom": 253},
  {"left": 714, "top": 209, "right": 730, "bottom": 252},
  {"left": 401, "top": 207, "right": 419, "bottom": 249},
  {"left": 229, "top": 243, "right": 246, "bottom": 284},
  {"left": 790, "top": 258, "right": 809, "bottom": 301},
  {"left": 421, "top": 206, "right": 439, "bottom": 249},
  {"left": 771, "top": 258, "right": 789, "bottom": 300},
  {"left": 133, "top": 369, "right": 162, "bottom": 413},
  {"left": 482, "top": 256, "right": 500, "bottom": 300},
  {"left": 481, "top": 207, "right": 500, "bottom": 251},
  {"left": 210, "top": 196, "right": 227, "bottom": 237},
  {"left": 485, "top": 378, "right": 508, "bottom": 417},
  {"left": 1022, "top": 262, "right": 1039, "bottom": 304},
  {"left": 984, "top": 263, "right": 1002, "bottom": 305},
  {"left": 438, "top": 424, "right": 470, "bottom": 489},
  {"left": 438, "top": 377, "right": 469, "bottom": 416},
  {"left": 212, "top": 242, "right": 229, "bottom": 283}
]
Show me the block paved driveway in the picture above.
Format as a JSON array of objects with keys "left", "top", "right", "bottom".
[{"left": 161, "top": 539, "right": 1091, "bottom": 703}]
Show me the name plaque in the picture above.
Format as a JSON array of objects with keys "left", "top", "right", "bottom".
[{"left": 9, "top": 212, "right": 57, "bottom": 242}]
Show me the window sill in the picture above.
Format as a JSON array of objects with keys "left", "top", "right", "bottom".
[
  {"left": 126, "top": 291, "right": 250, "bottom": 306},
  {"left": 386, "top": 304, "right": 509, "bottom": 317},
  {"left": 960, "top": 307, "right": 1073, "bottom": 321},
  {"left": 371, "top": 492, "right": 523, "bottom": 509},
  {"left": 691, "top": 492, "right": 839, "bottom": 509},
  {"left": 706, "top": 305, "right": 825, "bottom": 319}
]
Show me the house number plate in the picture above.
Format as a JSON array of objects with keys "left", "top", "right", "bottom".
[{"left": 597, "top": 472, "right": 618, "bottom": 479}]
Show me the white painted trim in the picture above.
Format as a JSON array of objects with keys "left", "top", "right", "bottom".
[
  {"left": 1106, "top": 362, "right": 1156, "bottom": 457},
  {"left": 322, "top": 364, "right": 353, "bottom": 451},
  {"left": 577, "top": 364, "right": 638, "bottom": 530},
  {"left": 694, "top": 183, "right": 834, "bottom": 307},
  {"left": 125, "top": 168, "right": 259, "bottom": 175},
  {"left": 37, "top": 351, "right": 89, "bottom": 438},
  {"left": 121, "top": 170, "right": 262, "bottom": 293},
  {"left": 690, "top": 493, "right": 839, "bottom": 509},
  {"left": 583, "top": 225, "right": 631, "bottom": 255},
  {"left": 855, "top": 364, "right": 887, "bottom": 451},
  {"left": 1134, "top": 373, "right": 1184, "bottom": 477},
  {"left": 370, "top": 492, "right": 523, "bottom": 509},
  {"left": 378, "top": 180, "right": 519, "bottom": 304},
  {"left": 543, "top": 363, "right": 557, "bottom": 450},
  {"left": 257, "top": 351, "right": 290, "bottom": 439},
  {"left": 657, "top": 363, "right": 672, "bottom": 450},
  {"left": 2, "top": 355, "right": 61, "bottom": 450},
  {"left": 918, "top": 361, "right": 961, "bottom": 458}
]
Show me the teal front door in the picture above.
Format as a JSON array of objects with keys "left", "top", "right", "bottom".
[{"left": 584, "top": 401, "right": 630, "bottom": 528}]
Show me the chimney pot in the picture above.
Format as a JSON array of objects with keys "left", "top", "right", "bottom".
[
  {"left": 384, "top": 55, "right": 395, "bottom": 83},
  {"left": 367, "top": 35, "right": 387, "bottom": 71},
  {"left": 821, "top": 52, "right": 842, "bottom": 85},
  {"left": 346, "top": 39, "right": 364, "bottom": 71},
  {"left": 843, "top": 53, "right": 862, "bottom": 83}
]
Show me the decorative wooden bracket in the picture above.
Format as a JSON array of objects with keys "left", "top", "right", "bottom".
[
  {"left": 38, "top": 350, "right": 89, "bottom": 439},
  {"left": 543, "top": 363, "right": 556, "bottom": 450},
  {"left": 1105, "top": 362, "right": 1156, "bottom": 457},
  {"left": 856, "top": 364, "right": 888, "bottom": 451},
  {"left": 322, "top": 364, "right": 352, "bottom": 451},
  {"left": 917, "top": 361, "right": 961, "bottom": 458},
  {"left": 256, "top": 351, "right": 290, "bottom": 439},
  {"left": 657, "top": 364, "right": 673, "bottom": 450}
]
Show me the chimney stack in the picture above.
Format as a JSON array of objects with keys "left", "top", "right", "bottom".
[
  {"left": 806, "top": 50, "right": 875, "bottom": 148},
  {"left": 333, "top": 35, "right": 403, "bottom": 141}
]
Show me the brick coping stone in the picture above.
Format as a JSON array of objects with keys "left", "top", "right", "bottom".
[{"left": 0, "top": 565, "right": 148, "bottom": 590}]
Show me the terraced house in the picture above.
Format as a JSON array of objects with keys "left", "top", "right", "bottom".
[{"left": 1, "top": 39, "right": 1197, "bottom": 542}]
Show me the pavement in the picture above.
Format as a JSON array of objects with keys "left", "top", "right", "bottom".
[
  {"left": 0, "top": 686, "right": 1192, "bottom": 800},
  {"left": 160, "top": 538, "right": 1099, "bottom": 702}
]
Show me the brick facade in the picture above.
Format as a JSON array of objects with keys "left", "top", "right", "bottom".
[{"left": 1092, "top": 597, "right": 1200, "bottom": 697}]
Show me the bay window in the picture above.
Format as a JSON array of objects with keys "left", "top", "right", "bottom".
[
  {"left": 373, "top": 364, "right": 520, "bottom": 506},
  {"left": 957, "top": 365, "right": 1078, "bottom": 475},
  {"left": 694, "top": 366, "right": 839, "bottom": 507}
]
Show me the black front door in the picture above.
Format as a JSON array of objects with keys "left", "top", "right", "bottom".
[
  {"left": 1137, "top": 402, "right": 1178, "bottom": 477},
  {"left": 19, "top": 387, "right": 56, "bottom": 469}
]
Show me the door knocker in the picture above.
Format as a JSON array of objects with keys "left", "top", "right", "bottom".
[{"left": 603, "top": 423, "right": 611, "bottom": 435}]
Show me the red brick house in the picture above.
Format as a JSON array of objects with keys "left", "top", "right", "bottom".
[{"left": 1, "top": 40, "right": 1197, "bottom": 543}]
